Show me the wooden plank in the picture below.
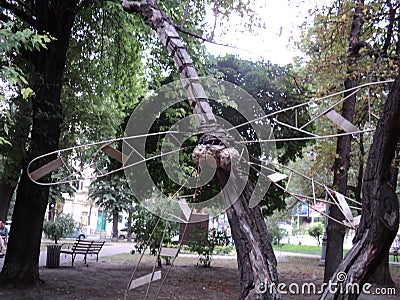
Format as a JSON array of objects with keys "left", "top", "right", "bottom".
[
  {"left": 334, "top": 192, "right": 353, "bottom": 222},
  {"left": 178, "top": 198, "right": 191, "bottom": 221},
  {"left": 100, "top": 144, "right": 124, "bottom": 163},
  {"left": 29, "top": 157, "right": 63, "bottom": 181},
  {"left": 159, "top": 247, "right": 179, "bottom": 257},
  {"left": 129, "top": 270, "right": 162, "bottom": 290},
  {"left": 267, "top": 172, "right": 287, "bottom": 183},
  {"left": 325, "top": 110, "right": 359, "bottom": 133}
]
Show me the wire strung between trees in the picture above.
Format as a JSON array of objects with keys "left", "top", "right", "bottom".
[
  {"left": 227, "top": 79, "right": 394, "bottom": 132},
  {"left": 248, "top": 163, "right": 353, "bottom": 228}
]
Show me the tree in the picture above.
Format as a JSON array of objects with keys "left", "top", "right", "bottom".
[
  {"left": 122, "top": 1, "right": 280, "bottom": 299},
  {"left": 298, "top": 0, "right": 400, "bottom": 283},
  {"left": 320, "top": 71, "right": 400, "bottom": 300},
  {"left": 206, "top": 55, "right": 311, "bottom": 215},
  {"left": 307, "top": 222, "right": 324, "bottom": 246},
  {"left": 0, "top": 22, "right": 51, "bottom": 220},
  {"left": 325, "top": 0, "right": 366, "bottom": 282},
  {"left": 89, "top": 175, "right": 134, "bottom": 241},
  {"left": 0, "top": 0, "right": 144, "bottom": 285}
]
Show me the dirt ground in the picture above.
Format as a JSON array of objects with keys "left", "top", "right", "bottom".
[{"left": 0, "top": 254, "right": 399, "bottom": 299}]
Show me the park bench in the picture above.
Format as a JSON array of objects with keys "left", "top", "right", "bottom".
[{"left": 60, "top": 239, "right": 105, "bottom": 266}]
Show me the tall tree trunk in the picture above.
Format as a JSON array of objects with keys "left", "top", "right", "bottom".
[
  {"left": 0, "top": 96, "right": 32, "bottom": 221},
  {"left": 320, "top": 72, "right": 400, "bottom": 300},
  {"left": 0, "top": 2, "right": 78, "bottom": 286},
  {"left": 367, "top": 148, "right": 399, "bottom": 286},
  {"left": 324, "top": 0, "right": 365, "bottom": 282},
  {"left": 112, "top": 210, "right": 119, "bottom": 242},
  {"left": 122, "top": 1, "right": 280, "bottom": 299},
  {"left": 0, "top": 183, "right": 14, "bottom": 221}
]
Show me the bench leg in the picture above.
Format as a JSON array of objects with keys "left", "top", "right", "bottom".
[{"left": 72, "top": 254, "right": 76, "bottom": 266}]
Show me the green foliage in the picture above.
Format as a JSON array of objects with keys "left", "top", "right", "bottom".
[
  {"left": 307, "top": 222, "right": 324, "bottom": 246},
  {"left": 206, "top": 55, "right": 312, "bottom": 215},
  {"left": 269, "top": 224, "right": 288, "bottom": 246},
  {"left": 43, "top": 214, "right": 75, "bottom": 244},
  {"left": 89, "top": 175, "right": 135, "bottom": 220},
  {"left": 131, "top": 208, "right": 177, "bottom": 266},
  {"left": 188, "top": 227, "right": 230, "bottom": 267},
  {"left": 296, "top": 0, "right": 400, "bottom": 197},
  {"left": 0, "top": 21, "right": 52, "bottom": 102},
  {"left": 60, "top": 1, "right": 145, "bottom": 147},
  {"left": 213, "top": 245, "right": 235, "bottom": 255}
]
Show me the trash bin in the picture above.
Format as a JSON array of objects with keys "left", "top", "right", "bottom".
[{"left": 46, "top": 245, "right": 61, "bottom": 268}]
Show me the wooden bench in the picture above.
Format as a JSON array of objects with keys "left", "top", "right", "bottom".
[{"left": 60, "top": 239, "right": 105, "bottom": 266}]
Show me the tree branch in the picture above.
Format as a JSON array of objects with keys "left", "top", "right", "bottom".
[
  {"left": 180, "top": 0, "right": 190, "bottom": 27},
  {"left": 0, "top": 0, "right": 35, "bottom": 26},
  {"left": 174, "top": 24, "right": 250, "bottom": 52}
]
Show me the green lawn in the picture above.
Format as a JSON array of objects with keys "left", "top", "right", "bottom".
[
  {"left": 273, "top": 244, "right": 350, "bottom": 256},
  {"left": 273, "top": 244, "right": 323, "bottom": 255}
]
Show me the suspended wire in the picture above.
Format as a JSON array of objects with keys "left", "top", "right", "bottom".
[
  {"left": 248, "top": 163, "right": 352, "bottom": 228},
  {"left": 227, "top": 79, "right": 394, "bottom": 132}
]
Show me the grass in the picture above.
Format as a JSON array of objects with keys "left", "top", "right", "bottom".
[{"left": 272, "top": 243, "right": 350, "bottom": 256}]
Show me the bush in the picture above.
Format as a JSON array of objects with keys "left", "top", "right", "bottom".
[
  {"left": 43, "top": 214, "right": 75, "bottom": 244},
  {"left": 188, "top": 228, "right": 230, "bottom": 267}
]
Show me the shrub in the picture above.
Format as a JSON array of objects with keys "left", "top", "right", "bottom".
[
  {"left": 43, "top": 214, "right": 75, "bottom": 244},
  {"left": 188, "top": 228, "right": 230, "bottom": 267}
]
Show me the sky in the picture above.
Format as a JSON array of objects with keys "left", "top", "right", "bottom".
[{"left": 205, "top": 0, "right": 320, "bottom": 65}]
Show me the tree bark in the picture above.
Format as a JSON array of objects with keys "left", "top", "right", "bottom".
[
  {"left": 320, "top": 73, "right": 400, "bottom": 300},
  {"left": 0, "top": 2, "right": 78, "bottom": 286},
  {"left": 0, "top": 183, "right": 14, "bottom": 221},
  {"left": 112, "top": 210, "right": 119, "bottom": 242},
  {"left": 122, "top": 1, "right": 280, "bottom": 299},
  {"left": 324, "top": 0, "right": 365, "bottom": 282}
]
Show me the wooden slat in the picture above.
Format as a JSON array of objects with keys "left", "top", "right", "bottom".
[
  {"left": 178, "top": 198, "right": 191, "bottom": 221},
  {"left": 325, "top": 110, "right": 359, "bottom": 133},
  {"left": 159, "top": 247, "right": 179, "bottom": 257},
  {"left": 335, "top": 192, "right": 353, "bottom": 222},
  {"left": 29, "top": 157, "right": 63, "bottom": 181},
  {"left": 267, "top": 172, "right": 288, "bottom": 183},
  {"left": 129, "top": 270, "right": 162, "bottom": 290},
  {"left": 100, "top": 144, "right": 124, "bottom": 163}
]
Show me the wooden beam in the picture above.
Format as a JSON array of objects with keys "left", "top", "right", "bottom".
[
  {"left": 159, "top": 247, "right": 179, "bottom": 257},
  {"left": 29, "top": 157, "right": 63, "bottom": 181},
  {"left": 100, "top": 144, "right": 124, "bottom": 163},
  {"left": 325, "top": 110, "right": 359, "bottom": 133}
]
